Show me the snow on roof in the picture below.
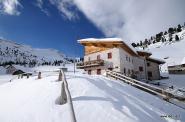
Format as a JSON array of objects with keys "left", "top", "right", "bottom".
[
  {"left": 136, "top": 48, "right": 152, "bottom": 54},
  {"left": 77, "top": 38, "right": 123, "bottom": 43},
  {"left": 13, "top": 65, "right": 32, "bottom": 73},
  {"left": 147, "top": 57, "right": 166, "bottom": 64},
  {"left": 181, "top": 57, "right": 185, "bottom": 64}
]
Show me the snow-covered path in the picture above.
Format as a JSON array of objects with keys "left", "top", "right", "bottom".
[{"left": 0, "top": 72, "right": 185, "bottom": 122}]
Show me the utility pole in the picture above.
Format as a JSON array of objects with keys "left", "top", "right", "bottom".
[{"left": 74, "top": 58, "right": 76, "bottom": 74}]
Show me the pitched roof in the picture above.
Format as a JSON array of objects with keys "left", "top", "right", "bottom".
[
  {"left": 147, "top": 57, "right": 165, "bottom": 64},
  {"left": 78, "top": 38, "right": 138, "bottom": 56},
  {"left": 137, "top": 50, "right": 152, "bottom": 57}
]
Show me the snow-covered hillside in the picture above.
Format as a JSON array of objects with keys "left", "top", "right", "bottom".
[
  {"left": 136, "top": 28, "right": 185, "bottom": 72},
  {"left": 0, "top": 38, "right": 65, "bottom": 65},
  {"left": 0, "top": 65, "right": 184, "bottom": 122}
]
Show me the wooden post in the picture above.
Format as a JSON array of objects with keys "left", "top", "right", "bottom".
[
  {"left": 38, "top": 72, "right": 41, "bottom": 79},
  {"left": 58, "top": 70, "right": 62, "bottom": 81},
  {"left": 27, "top": 74, "right": 29, "bottom": 79}
]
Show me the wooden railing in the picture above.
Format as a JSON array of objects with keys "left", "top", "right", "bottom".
[
  {"left": 76, "top": 59, "right": 104, "bottom": 69},
  {"left": 106, "top": 70, "right": 185, "bottom": 101}
]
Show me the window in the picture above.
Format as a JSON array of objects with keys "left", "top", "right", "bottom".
[
  {"left": 88, "top": 57, "right": 91, "bottom": 61},
  {"left": 147, "top": 63, "right": 150, "bottom": 67},
  {"left": 126, "top": 55, "right": 128, "bottom": 61},
  {"left": 148, "top": 71, "right": 152, "bottom": 77},
  {"left": 132, "top": 59, "right": 134, "bottom": 64},
  {"left": 124, "top": 68, "right": 126, "bottom": 74},
  {"left": 129, "top": 57, "right": 130, "bottom": 62},
  {"left": 131, "top": 70, "right": 134, "bottom": 74},
  {"left": 97, "top": 69, "right": 101, "bottom": 75},
  {"left": 108, "top": 52, "right": 112, "bottom": 59},
  {"left": 108, "top": 68, "right": 113, "bottom": 71},
  {"left": 97, "top": 55, "right": 100, "bottom": 60},
  {"left": 88, "top": 70, "right": 91, "bottom": 75},
  {"left": 128, "top": 69, "right": 130, "bottom": 74},
  {"left": 139, "top": 66, "right": 143, "bottom": 72}
]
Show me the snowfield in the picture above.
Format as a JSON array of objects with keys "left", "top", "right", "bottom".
[{"left": 0, "top": 66, "right": 185, "bottom": 122}]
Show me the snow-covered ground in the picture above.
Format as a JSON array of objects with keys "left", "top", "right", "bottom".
[
  {"left": 159, "top": 74, "right": 185, "bottom": 88},
  {"left": 153, "top": 74, "right": 185, "bottom": 97},
  {"left": 0, "top": 66, "right": 185, "bottom": 122},
  {"left": 0, "top": 75, "right": 15, "bottom": 85}
]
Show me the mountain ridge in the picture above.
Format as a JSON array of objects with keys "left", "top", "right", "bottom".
[{"left": 0, "top": 38, "right": 66, "bottom": 66}]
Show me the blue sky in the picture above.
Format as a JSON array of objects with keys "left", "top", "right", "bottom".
[
  {"left": 0, "top": 0, "right": 185, "bottom": 57},
  {"left": 0, "top": 0, "right": 104, "bottom": 57}
]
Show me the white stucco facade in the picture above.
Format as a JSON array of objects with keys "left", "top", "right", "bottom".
[
  {"left": 78, "top": 38, "right": 164, "bottom": 80},
  {"left": 83, "top": 47, "right": 150, "bottom": 80}
]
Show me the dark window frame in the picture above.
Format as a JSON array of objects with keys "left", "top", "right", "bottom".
[
  {"left": 108, "top": 52, "right": 112, "bottom": 59},
  {"left": 139, "top": 66, "right": 143, "bottom": 72},
  {"left": 148, "top": 71, "right": 153, "bottom": 77}
]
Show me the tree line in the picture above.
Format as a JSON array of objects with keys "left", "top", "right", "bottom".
[{"left": 131, "top": 23, "right": 185, "bottom": 49}]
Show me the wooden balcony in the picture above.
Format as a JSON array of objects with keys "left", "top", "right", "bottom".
[{"left": 76, "top": 59, "right": 104, "bottom": 69}]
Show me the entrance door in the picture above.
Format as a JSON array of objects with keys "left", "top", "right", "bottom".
[
  {"left": 88, "top": 70, "right": 91, "bottom": 75},
  {"left": 97, "top": 69, "right": 101, "bottom": 75}
]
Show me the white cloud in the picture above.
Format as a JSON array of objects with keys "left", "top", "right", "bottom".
[
  {"left": 36, "top": 0, "right": 78, "bottom": 20},
  {"left": 0, "top": 0, "right": 21, "bottom": 15},
  {"left": 49, "top": 0, "right": 78, "bottom": 20},
  {"left": 35, "top": 0, "right": 50, "bottom": 16},
  {"left": 73, "top": 0, "right": 185, "bottom": 42}
]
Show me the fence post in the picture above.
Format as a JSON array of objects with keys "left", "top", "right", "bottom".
[
  {"left": 27, "top": 74, "right": 29, "bottom": 79},
  {"left": 38, "top": 72, "right": 41, "bottom": 79},
  {"left": 60, "top": 81, "right": 67, "bottom": 104},
  {"left": 58, "top": 70, "right": 62, "bottom": 81}
]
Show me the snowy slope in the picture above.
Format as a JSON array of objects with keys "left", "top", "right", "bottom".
[
  {"left": 0, "top": 66, "right": 184, "bottom": 122},
  {"left": 136, "top": 29, "right": 185, "bottom": 72},
  {"left": 0, "top": 66, "right": 6, "bottom": 74},
  {"left": 0, "top": 38, "right": 65, "bottom": 64}
]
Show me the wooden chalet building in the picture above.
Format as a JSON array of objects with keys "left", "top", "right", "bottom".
[
  {"left": 168, "top": 57, "right": 185, "bottom": 74},
  {"left": 77, "top": 38, "right": 165, "bottom": 80}
]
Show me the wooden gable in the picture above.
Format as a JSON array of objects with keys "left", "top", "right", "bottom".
[{"left": 79, "top": 40, "right": 137, "bottom": 56}]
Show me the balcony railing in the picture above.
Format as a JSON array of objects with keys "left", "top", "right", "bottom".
[{"left": 76, "top": 59, "right": 104, "bottom": 69}]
